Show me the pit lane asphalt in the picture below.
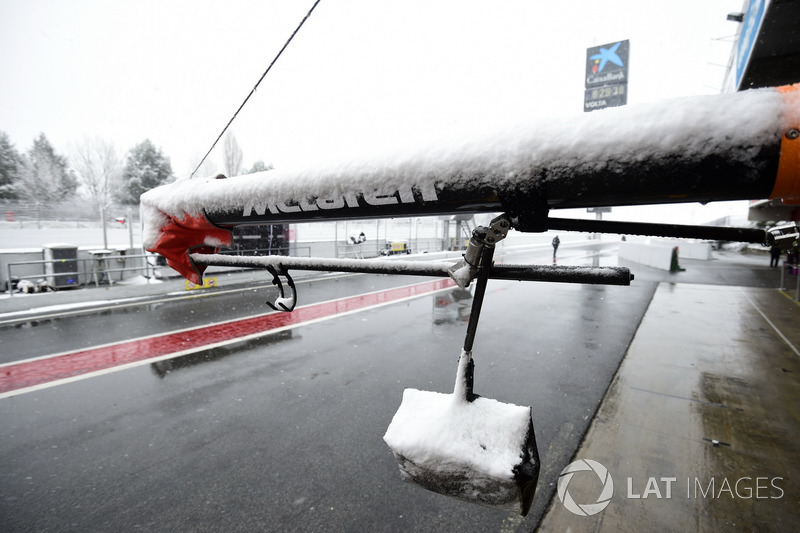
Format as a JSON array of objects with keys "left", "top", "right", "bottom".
[{"left": 0, "top": 244, "right": 787, "bottom": 532}]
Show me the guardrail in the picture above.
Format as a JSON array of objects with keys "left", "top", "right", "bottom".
[
  {"left": 4, "top": 246, "right": 315, "bottom": 297},
  {"left": 5, "top": 253, "right": 153, "bottom": 297}
]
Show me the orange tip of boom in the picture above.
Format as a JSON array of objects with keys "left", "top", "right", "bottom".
[{"left": 770, "top": 83, "right": 800, "bottom": 205}]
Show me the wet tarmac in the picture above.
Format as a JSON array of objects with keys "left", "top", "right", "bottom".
[
  {"left": 0, "top": 243, "right": 797, "bottom": 532},
  {"left": 538, "top": 278, "right": 800, "bottom": 531}
]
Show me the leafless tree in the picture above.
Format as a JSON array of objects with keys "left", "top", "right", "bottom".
[
  {"left": 72, "top": 137, "right": 121, "bottom": 212},
  {"left": 222, "top": 132, "right": 243, "bottom": 177}
]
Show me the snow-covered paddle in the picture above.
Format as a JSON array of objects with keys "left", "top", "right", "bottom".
[{"left": 383, "top": 233, "right": 539, "bottom": 515}]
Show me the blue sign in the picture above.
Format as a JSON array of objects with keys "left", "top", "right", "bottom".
[
  {"left": 735, "top": 0, "right": 767, "bottom": 89},
  {"left": 585, "top": 40, "right": 630, "bottom": 88},
  {"left": 585, "top": 40, "right": 629, "bottom": 111}
]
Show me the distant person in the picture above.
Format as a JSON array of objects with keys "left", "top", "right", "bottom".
[
  {"left": 552, "top": 235, "right": 560, "bottom": 263},
  {"left": 769, "top": 245, "right": 782, "bottom": 268},
  {"left": 349, "top": 232, "right": 366, "bottom": 245}
]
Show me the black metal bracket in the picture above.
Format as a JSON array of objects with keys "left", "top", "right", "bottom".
[
  {"left": 265, "top": 265, "right": 297, "bottom": 312},
  {"left": 545, "top": 217, "right": 774, "bottom": 246},
  {"left": 448, "top": 214, "right": 512, "bottom": 287}
]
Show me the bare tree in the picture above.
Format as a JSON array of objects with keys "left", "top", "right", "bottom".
[
  {"left": 72, "top": 137, "right": 121, "bottom": 212},
  {"left": 222, "top": 132, "right": 243, "bottom": 177}
]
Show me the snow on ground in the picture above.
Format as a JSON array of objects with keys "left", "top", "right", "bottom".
[
  {"left": 0, "top": 226, "right": 139, "bottom": 251},
  {"left": 0, "top": 293, "right": 156, "bottom": 318},
  {"left": 116, "top": 275, "right": 162, "bottom": 286}
]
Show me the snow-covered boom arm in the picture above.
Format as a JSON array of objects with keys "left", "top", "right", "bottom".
[{"left": 141, "top": 85, "right": 800, "bottom": 284}]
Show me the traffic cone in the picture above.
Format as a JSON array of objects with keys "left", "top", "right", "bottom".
[{"left": 670, "top": 247, "right": 685, "bottom": 272}]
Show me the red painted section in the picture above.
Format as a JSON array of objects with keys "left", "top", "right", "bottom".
[
  {"left": 0, "top": 278, "right": 455, "bottom": 394},
  {"left": 148, "top": 212, "right": 234, "bottom": 285}
]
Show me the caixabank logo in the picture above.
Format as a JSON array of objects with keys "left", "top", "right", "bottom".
[{"left": 557, "top": 459, "right": 614, "bottom": 516}]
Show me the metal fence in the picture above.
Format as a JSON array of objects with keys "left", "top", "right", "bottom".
[
  {"left": 4, "top": 245, "right": 317, "bottom": 296},
  {"left": 0, "top": 200, "right": 140, "bottom": 229},
  {"left": 5, "top": 252, "right": 151, "bottom": 296}
]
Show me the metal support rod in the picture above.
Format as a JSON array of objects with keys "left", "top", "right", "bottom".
[
  {"left": 547, "top": 217, "right": 771, "bottom": 245},
  {"left": 489, "top": 264, "right": 633, "bottom": 285},
  {"left": 189, "top": 253, "right": 634, "bottom": 286},
  {"left": 460, "top": 242, "right": 496, "bottom": 402},
  {"left": 101, "top": 206, "right": 108, "bottom": 250},
  {"left": 463, "top": 244, "right": 495, "bottom": 353},
  {"left": 6, "top": 263, "right": 13, "bottom": 298},
  {"left": 128, "top": 207, "right": 134, "bottom": 250}
]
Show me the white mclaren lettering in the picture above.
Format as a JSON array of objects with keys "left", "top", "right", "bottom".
[
  {"left": 344, "top": 192, "right": 359, "bottom": 208},
  {"left": 419, "top": 182, "right": 438, "bottom": 202},
  {"left": 298, "top": 198, "right": 319, "bottom": 211},
  {"left": 243, "top": 199, "right": 268, "bottom": 216},
  {"left": 397, "top": 185, "right": 414, "bottom": 203},
  {"left": 364, "top": 189, "right": 399, "bottom": 206},
  {"left": 242, "top": 185, "right": 439, "bottom": 216},
  {"left": 276, "top": 201, "right": 301, "bottom": 213},
  {"left": 317, "top": 197, "right": 345, "bottom": 210}
]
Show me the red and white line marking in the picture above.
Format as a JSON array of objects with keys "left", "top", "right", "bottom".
[{"left": 0, "top": 278, "right": 455, "bottom": 398}]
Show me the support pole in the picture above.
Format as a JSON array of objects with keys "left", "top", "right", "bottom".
[
  {"left": 460, "top": 240, "right": 495, "bottom": 403},
  {"left": 128, "top": 207, "right": 134, "bottom": 250},
  {"left": 101, "top": 206, "right": 108, "bottom": 250}
]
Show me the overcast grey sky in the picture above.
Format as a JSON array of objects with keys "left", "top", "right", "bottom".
[{"left": 0, "top": 0, "right": 749, "bottom": 222}]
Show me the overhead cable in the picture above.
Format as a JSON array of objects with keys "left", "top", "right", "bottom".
[{"left": 190, "top": 0, "right": 322, "bottom": 179}]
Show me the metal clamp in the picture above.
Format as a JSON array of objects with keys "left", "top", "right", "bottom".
[
  {"left": 448, "top": 214, "right": 512, "bottom": 288},
  {"left": 265, "top": 265, "right": 297, "bottom": 312}
]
